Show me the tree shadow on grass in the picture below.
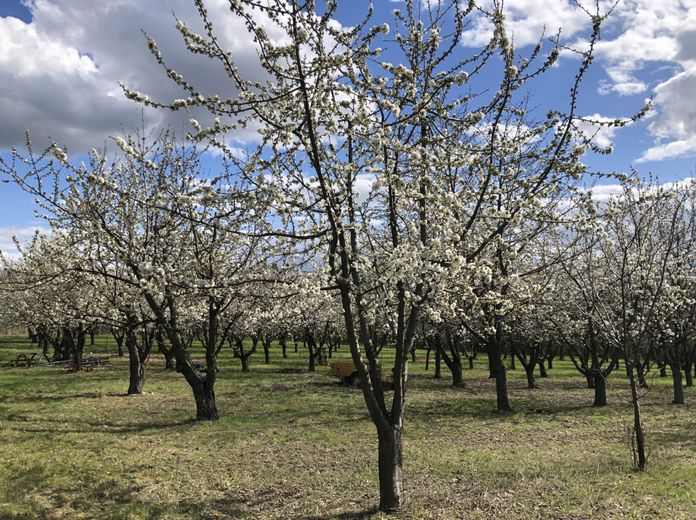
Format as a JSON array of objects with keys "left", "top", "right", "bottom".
[
  {"left": 406, "top": 393, "right": 598, "bottom": 421},
  {"left": 6, "top": 414, "right": 198, "bottom": 435},
  {"left": 0, "top": 391, "right": 133, "bottom": 405},
  {"left": 1, "top": 462, "right": 248, "bottom": 519},
  {"left": 651, "top": 428, "right": 696, "bottom": 450},
  {"left": 301, "top": 507, "right": 380, "bottom": 520}
]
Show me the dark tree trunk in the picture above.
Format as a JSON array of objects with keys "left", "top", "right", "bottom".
[
  {"left": 637, "top": 363, "right": 649, "bottom": 389},
  {"left": 495, "top": 365, "right": 511, "bottom": 412},
  {"left": 90, "top": 329, "right": 96, "bottom": 346},
  {"left": 488, "top": 333, "right": 511, "bottom": 412},
  {"left": 425, "top": 348, "right": 430, "bottom": 371},
  {"left": 468, "top": 356, "right": 474, "bottom": 370},
  {"left": 658, "top": 360, "right": 667, "bottom": 377},
  {"left": 670, "top": 362, "right": 684, "bottom": 405},
  {"left": 585, "top": 371, "right": 595, "bottom": 389},
  {"left": 592, "top": 372, "right": 607, "bottom": 407},
  {"left": 525, "top": 365, "right": 537, "bottom": 389},
  {"left": 684, "top": 362, "right": 693, "bottom": 387},
  {"left": 263, "top": 339, "right": 271, "bottom": 365},
  {"left": 450, "top": 360, "right": 464, "bottom": 387},
  {"left": 436, "top": 336, "right": 465, "bottom": 388},
  {"left": 39, "top": 335, "right": 50, "bottom": 361},
  {"left": 163, "top": 348, "right": 175, "bottom": 370},
  {"left": 508, "top": 355, "right": 515, "bottom": 370},
  {"left": 126, "top": 330, "right": 145, "bottom": 394},
  {"left": 377, "top": 425, "right": 403, "bottom": 513},
  {"left": 538, "top": 360, "right": 548, "bottom": 378},
  {"left": 434, "top": 348, "right": 441, "bottom": 379},
  {"left": 626, "top": 362, "right": 647, "bottom": 470},
  {"left": 192, "top": 380, "right": 218, "bottom": 420},
  {"left": 116, "top": 335, "right": 125, "bottom": 357},
  {"left": 547, "top": 357, "right": 553, "bottom": 370},
  {"left": 157, "top": 332, "right": 175, "bottom": 370},
  {"left": 240, "top": 354, "right": 250, "bottom": 372}
]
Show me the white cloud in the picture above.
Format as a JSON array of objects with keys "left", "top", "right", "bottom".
[
  {"left": 575, "top": 113, "right": 629, "bottom": 149},
  {"left": 460, "top": 0, "right": 696, "bottom": 163},
  {"left": 0, "top": 225, "right": 49, "bottom": 260},
  {"left": 2, "top": 0, "right": 696, "bottom": 165},
  {"left": 584, "top": 177, "right": 696, "bottom": 202},
  {"left": 0, "top": 0, "right": 270, "bottom": 152},
  {"left": 637, "top": 136, "right": 696, "bottom": 163},
  {"left": 584, "top": 183, "right": 626, "bottom": 203},
  {"left": 460, "top": 0, "right": 589, "bottom": 48}
]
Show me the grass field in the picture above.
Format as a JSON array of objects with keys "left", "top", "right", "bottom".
[{"left": 1, "top": 335, "right": 695, "bottom": 519}]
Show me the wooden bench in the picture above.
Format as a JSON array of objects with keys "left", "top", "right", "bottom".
[{"left": 12, "top": 353, "right": 38, "bottom": 367}]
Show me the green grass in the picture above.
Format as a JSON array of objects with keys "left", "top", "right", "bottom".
[{"left": 0, "top": 335, "right": 695, "bottom": 519}]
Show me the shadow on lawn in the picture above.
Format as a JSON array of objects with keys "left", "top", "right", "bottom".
[
  {"left": 0, "top": 391, "right": 132, "bottom": 404},
  {"left": 302, "top": 507, "right": 380, "bottom": 520},
  {"left": 2, "top": 462, "right": 248, "bottom": 519},
  {"left": 7, "top": 414, "right": 197, "bottom": 435}
]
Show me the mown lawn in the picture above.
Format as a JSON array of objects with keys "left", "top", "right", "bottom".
[{"left": 0, "top": 335, "right": 694, "bottom": 519}]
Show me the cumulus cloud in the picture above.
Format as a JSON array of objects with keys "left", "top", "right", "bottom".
[
  {"left": 460, "top": 0, "right": 696, "bottom": 163},
  {"left": 459, "top": 0, "right": 589, "bottom": 48},
  {"left": 0, "top": 0, "right": 268, "bottom": 152},
  {"left": 0, "top": 225, "right": 49, "bottom": 260},
  {"left": 585, "top": 177, "right": 696, "bottom": 202},
  {"left": 575, "top": 114, "right": 630, "bottom": 149},
  {"left": 2, "top": 0, "right": 696, "bottom": 164}
]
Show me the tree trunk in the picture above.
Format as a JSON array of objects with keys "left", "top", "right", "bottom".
[
  {"left": 684, "top": 362, "right": 693, "bottom": 387},
  {"left": 626, "top": 361, "right": 647, "bottom": 470},
  {"left": 377, "top": 425, "right": 403, "bottom": 513},
  {"left": 192, "top": 381, "right": 218, "bottom": 421},
  {"left": 538, "top": 360, "right": 548, "bottom": 378},
  {"left": 39, "top": 335, "right": 49, "bottom": 361},
  {"left": 525, "top": 365, "right": 537, "bottom": 389},
  {"left": 670, "top": 362, "right": 684, "bottom": 405},
  {"left": 468, "top": 356, "right": 474, "bottom": 370},
  {"left": 495, "top": 366, "right": 511, "bottom": 411},
  {"left": 263, "top": 340, "right": 271, "bottom": 365},
  {"left": 281, "top": 338, "right": 288, "bottom": 359},
  {"left": 240, "top": 354, "right": 250, "bottom": 372},
  {"left": 488, "top": 334, "right": 511, "bottom": 412},
  {"left": 658, "top": 360, "right": 667, "bottom": 377},
  {"left": 585, "top": 371, "right": 595, "bottom": 388},
  {"left": 425, "top": 348, "right": 430, "bottom": 371},
  {"left": 637, "top": 363, "right": 648, "bottom": 389},
  {"left": 127, "top": 331, "right": 145, "bottom": 395},
  {"left": 450, "top": 359, "right": 464, "bottom": 387},
  {"left": 592, "top": 372, "right": 607, "bottom": 407},
  {"left": 547, "top": 357, "right": 553, "bottom": 370},
  {"left": 434, "top": 348, "right": 441, "bottom": 379}
]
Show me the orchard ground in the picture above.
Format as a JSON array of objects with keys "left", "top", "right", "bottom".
[{"left": 1, "top": 335, "right": 695, "bottom": 520}]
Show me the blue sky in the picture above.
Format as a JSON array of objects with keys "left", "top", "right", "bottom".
[{"left": 2, "top": 0, "right": 696, "bottom": 255}]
